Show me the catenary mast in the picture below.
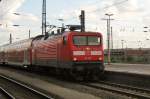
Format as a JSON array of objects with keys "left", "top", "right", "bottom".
[{"left": 42, "top": 0, "right": 48, "bottom": 36}]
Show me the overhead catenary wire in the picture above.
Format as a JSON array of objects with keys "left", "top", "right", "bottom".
[
  {"left": 62, "top": 0, "right": 128, "bottom": 23},
  {"left": 89, "top": 0, "right": 128, "bottom": 13},
  {"left": 0, "top": 0, "right": 19, "bottom": 19},
  {"left": 46, "top": 0, "right": 129, "bottom": 26}
]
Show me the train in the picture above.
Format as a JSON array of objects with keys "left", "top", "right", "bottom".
[{"left": 0, "top": 26, "right": 104, "bottom": 80}]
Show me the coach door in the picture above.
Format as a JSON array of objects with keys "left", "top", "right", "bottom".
[{"left": 24, "top": 49, "right": 28, "bottom": 65}]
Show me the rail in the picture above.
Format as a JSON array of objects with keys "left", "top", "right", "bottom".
[
  {"left": 0, "top": 87, "right": 16, "bottom": 99},
  {"left": 82, "top": 81, "right": 150, "bottom": 99},
  {"left": 0, "top": 75, "right": 53, "bottom": 99}
]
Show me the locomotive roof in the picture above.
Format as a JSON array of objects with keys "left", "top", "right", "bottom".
[
  {"left": 0, "top": 31, "right": 102, "bottom": 48},
  {"left": 63, "top": 31, "right": 102, "bottom": 36}
]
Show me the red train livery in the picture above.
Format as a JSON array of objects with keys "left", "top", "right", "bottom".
[{"left": 0, "top": 31, "right": 104, "bottom": 78}]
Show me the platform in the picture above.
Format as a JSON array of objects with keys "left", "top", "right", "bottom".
[{"left": 105, "top": 63, "right": 150, "bottom": 75}]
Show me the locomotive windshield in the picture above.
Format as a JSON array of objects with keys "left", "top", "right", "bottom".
[{"left": 73, "top": 36, "right": 101, "bottom": 45}]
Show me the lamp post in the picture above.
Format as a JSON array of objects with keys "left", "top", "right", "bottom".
[
  {"left": 146, "top": 38, "right": 150, "bottom": 48},
  {"left": 12, "top": 13, "right": 31, "bottom": 38},
  {"left": 146, "top": 38, "right": 150, "bottom": 41},
  {"left": 9, "top": 25, "right": 20, "bottom": 44},
  {"left": 144, "top": 26, "right": 149, "bottom": 32},
  {"left": 121, "top": 40, "right": 125, "bottom": 49},
  {"left": 2, "top": 24, "right": 20, "bottom": 43},
  {"left": 104, "top": 13, "right": 114, "bottom": 64},
  {"left": 13, "top": 13, "right": 20, "bottom": 15},
  {"left": 137, "top": 40, "right": 142, "bottom": 49},
  {"left": 121, "top": 40, "right": 127, "bottom": 62}
]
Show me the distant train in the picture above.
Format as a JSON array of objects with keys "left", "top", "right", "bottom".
[{"left": 0, "top": 27, "right": 104, "bottom": 79}]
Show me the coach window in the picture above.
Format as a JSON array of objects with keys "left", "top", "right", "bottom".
[{"left": 63, "top": 36, "right": 67, "bottom": 45}]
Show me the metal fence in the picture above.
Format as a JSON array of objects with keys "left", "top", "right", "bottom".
[{"left": 104, "top": 48, "right": 150, "bottom": 64}]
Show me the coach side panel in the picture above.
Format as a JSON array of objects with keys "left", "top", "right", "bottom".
[
  {"left": 32, "top": 36, "right": 61, "bottom": 67},
  {"left": 4, "top": 40, "right": 32, "bottom": 66}
]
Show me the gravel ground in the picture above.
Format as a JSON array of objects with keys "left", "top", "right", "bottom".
[
  {"left": 0, "top": 77, "right": 46, "bottom": 99},
  {"left": 0, "top": 66, "right": 130, "bottom": 99},
  {"left": 0, "top": 92, "right": 9, "bottom": 99},
  {"left": 0, "top": 66, "right": 101, "bottom": 99}
]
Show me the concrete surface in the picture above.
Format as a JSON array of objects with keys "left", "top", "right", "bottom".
[{"left": 105, "top": 63, "right": 150, "bottom": 75}]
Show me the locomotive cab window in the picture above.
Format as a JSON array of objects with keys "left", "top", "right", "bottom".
[
  {"left": 88, "top": 36, "right": 101, "bottom": 45},
  {"left": 73, "top": 36, "right": 87, "bottom": 45},
  {"left": 73, "top": 36, "right": 101, "bottom": 45}
]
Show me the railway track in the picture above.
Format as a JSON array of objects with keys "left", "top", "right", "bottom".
[
  {"left": 0, "top": 87, "right": 15, "bottom": 99},
  {"left": 82, "top": 81, "right": 150, "bottom": 99},
  {"left": 0, "top": 75, "right": 53, "bottom": 99}
]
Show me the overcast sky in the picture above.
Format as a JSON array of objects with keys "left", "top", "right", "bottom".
[{"left": 0, "top": 0, "right": 150, "bottom": 48}]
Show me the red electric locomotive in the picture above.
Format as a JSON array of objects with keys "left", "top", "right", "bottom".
[{"left": 0, "top": 27, "right": 104, "bottom": 79}]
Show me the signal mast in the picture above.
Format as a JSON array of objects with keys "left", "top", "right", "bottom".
[
  {"left": 42, "top": 0, "right": 86, "bottom": 34},
  {"left": 79, "top": 10, "right": 85, "bottom": 32}
]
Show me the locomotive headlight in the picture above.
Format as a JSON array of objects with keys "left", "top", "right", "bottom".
[
  {"left": 73, "top": 57, "right": 77, "bottom": 61},
  {"left": 91, "top": 51, "right": 102, "bottom": 55},
  {"left": 99, "top": 57, "right": 102, "bottom": 60},
  {"left": 73, "top": 51, "right": 85, "bottom": 55}
]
